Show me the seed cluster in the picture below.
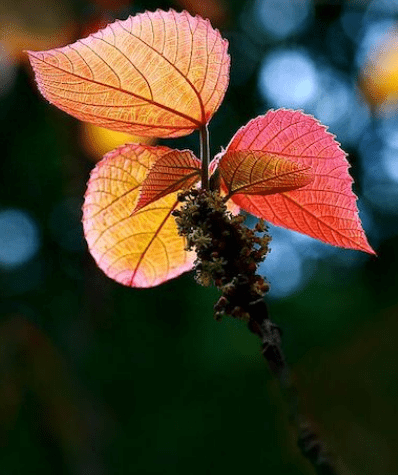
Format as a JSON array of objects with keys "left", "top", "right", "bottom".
[{"left": 172, "top": 190, "right": 271, "bottom": 320}]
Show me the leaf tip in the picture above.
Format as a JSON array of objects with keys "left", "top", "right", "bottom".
[
  {"left": 362, "top": 241, "right": 377, "bottom": 256},
  {"left": 25, "top": 49, "right": 40, "bottom": 66}
]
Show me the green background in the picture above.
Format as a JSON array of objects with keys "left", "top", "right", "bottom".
[{"left": 1, "top": 0, "right": 397, "bottom": 474}]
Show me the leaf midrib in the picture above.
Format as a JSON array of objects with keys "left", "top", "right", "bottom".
[{"left": 31, "top": 52, "right": 202, "bottom": 127}]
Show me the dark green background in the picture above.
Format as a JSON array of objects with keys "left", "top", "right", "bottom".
[{"left": 1, "top": 0, "right": 397, "bottom": 473}]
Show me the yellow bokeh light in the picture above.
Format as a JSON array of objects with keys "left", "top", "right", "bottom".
[
  {"left": 361, "top": 30, "right": 398, "bottom": 110},
  {"left": 81, "top": 122, "right": 155, "bottom": 162}
]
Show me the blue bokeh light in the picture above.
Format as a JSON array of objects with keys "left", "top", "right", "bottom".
[
  {"left": 367, "top": 0, "right": 398, "bottom": 15},
  {"left": 0, "top": 208, "right": 40, "bottom": 269},
  {"left": 314, "top": 70, "right": 351, "bottom": 126},
  {"left": 258, "top": 225, "right": 320, "bottom": 298},
  {"left": 260, "top": 240, "right": 304, "bottom": 299},
  {"left": 355, "top": 18, "right": 396, "bottom": 68},
  {"left": 359, "top": 123, "right": 398, "bottom": 221},
  {"left": 381, "top": 147, "right": 398, "bottom": 182},
  {"left": 253, "top": 0, "right": 312, "bottom": 40},
  {"left": 258, "top": 49, "right": 318, "bottom": 108},
  {"left": 258, "top": 48, "right": 370, "bottom": 147},
  {"left": 380, "top": 117, "right": 398, "bottom": 149},
  {"left": 378, "top": 117, "right": 398, "bottom": 188},
  {"left": 313, "top": 70, "right": 370, "bottom": 146}
]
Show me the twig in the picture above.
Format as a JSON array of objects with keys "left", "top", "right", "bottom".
[
  {"left": 174, "top": 189, "right": 338, "bottom": 475},
  {"left": 199, "top": 125, "right": 210, "bottom": 190},
  {"left": 247, "top": 298, "right": 338, "bottom": 475}
]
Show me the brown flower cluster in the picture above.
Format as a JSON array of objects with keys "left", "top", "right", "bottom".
[{"left": 173, "top": 190, "right": 271, "bottom": 320}]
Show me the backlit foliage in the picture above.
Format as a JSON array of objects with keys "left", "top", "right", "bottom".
[{"left": 28, "top": 9, "right": 374, "bottom": 288}]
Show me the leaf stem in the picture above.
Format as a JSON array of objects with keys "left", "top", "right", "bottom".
[
  {"left": 222, "top": 193, "right": 232, "bottom": 203},
  {"left": 200, "top": 125, "right": 210, "bottom": 190}
]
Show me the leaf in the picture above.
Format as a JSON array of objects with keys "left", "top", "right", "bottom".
[
  {"left": 134, "top": 150, "right": 201, "bottom": 212},
  {"left": 82, "top": 144, "right": 195, "bottom": 287},
  {"left": 225, "top": 109, "right": 374, "bottom": 254},
  {"left": 27, "top": 9, "right": 230, "bottom": 138},
  {"left": 219, "top": 150, "right": 314, "bottom": 198}
]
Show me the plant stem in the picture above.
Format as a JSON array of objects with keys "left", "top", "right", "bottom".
[
  {"left": 200, "top": 124, "right": 210, "bottom": 190},
  {"left": 247, "top": 299, "right": 338, "bottom": 475},
  {"left": 174, "top": 191, "right": 338, "bottom": 475}
]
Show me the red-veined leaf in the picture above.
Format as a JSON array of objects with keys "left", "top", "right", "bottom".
[
  {"left": 134, "top": 150, "right": 201, "bottom": 212},
  {"left": 219, "top": 150, "right": 314, "bottom": 199},
  {"left": 27, "top": 9, "right": 230, "bottom": 138},
  {"left": 82, "top": 144, "right": 195, "bottom": 287},
  {"left": 225, "top": 109, "right": 374, "bottom": 254}
]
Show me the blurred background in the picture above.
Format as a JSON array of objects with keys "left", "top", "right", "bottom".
[{"left": 0, "top": 0, "right": 397, "bottom": 473}]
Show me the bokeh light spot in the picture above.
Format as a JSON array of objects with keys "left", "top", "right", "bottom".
[
  {"left": 0, "top": 209, "right": 40, "bottom": 269},
  {"left": 367, "top": 0, "right": 398, "bottom": 15},
  {"left": 313, "top": 69, "right": 371, "bottom": 146},
  {"left": 314, "top": 70, "right": 351, "bottom": 126},
  {"left": 81, "top": 122, "right": 154, "bottom": 162},
  {"left": 356, "top": 19, "right": 396, "bottom": 68},
  {"left": 258, "top": 47, "right": 370, "bottom": 146},
  {"left": 258, "top": 49, "right": 318, "bottom": 108},
  {"left": 360, "top": 26, "right": 398, "bottom": 108},
  {"left": 359, "top": 125, "right": 398, "bottom": 221},
  {"left": 377, "top": 117, "right": 398, "bottom": 191},
  {"left": 381, "top": 147, "right": 398, "bottom": 182},
  {"left": 259, "top": 237, "right": 305, "bottom": 299},
  {"left": 254, "top": 0, "right": 311, "bottom": 40}
]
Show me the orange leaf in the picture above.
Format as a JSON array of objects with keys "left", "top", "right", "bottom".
[
  {"left": 219, "top": 150, "right": 314, "bottom": 199},
  {"left": 226, "top": 109, "right": 374, "bottom": 254},
  {"left": 134, "top": 150, "right": 201, "bottom": 212},
  {"left": 27, "top": 10, "right": 230, "bottom": 138},
  {"left": 82, "top": 144, "right": 195, "bottom": 287}
]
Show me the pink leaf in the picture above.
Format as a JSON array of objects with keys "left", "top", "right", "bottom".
[{"left": 225, "top": 109, "right": 375, "bottom": 254}]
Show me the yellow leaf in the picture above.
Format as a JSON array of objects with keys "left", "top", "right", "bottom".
[{"left": 82, "top": 144, "right": 195, "bottom": 287}]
